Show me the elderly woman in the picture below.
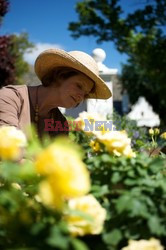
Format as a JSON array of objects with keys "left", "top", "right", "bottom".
[{"left": 0, "top": 49, "right": 112, "bottom": 138}]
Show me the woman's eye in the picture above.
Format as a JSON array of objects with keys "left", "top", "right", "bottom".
[{"left": 77, "top": 84, "right": 82, "bottom": 90}]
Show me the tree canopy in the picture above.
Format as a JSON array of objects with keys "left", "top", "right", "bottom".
[
  {"left": 0, "top": 0, "right": 34, "bottom": 87},
  {"left": 0, "top": 0, "right": 8, "bottom": 24},
  {"left": 68, "top": 0, "right": 166, "bottom": 124}
]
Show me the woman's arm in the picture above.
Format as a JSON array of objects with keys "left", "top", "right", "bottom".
[{"left": 0, "top": 86, "right": 21, "bottom": 128}]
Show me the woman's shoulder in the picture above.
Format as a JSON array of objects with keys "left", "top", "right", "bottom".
[
  {"left": 0, "top": 85, "right": 28, "bottom": 101},
  {"left": 0, "top": 84, "right": 27, "bottom": 92}
]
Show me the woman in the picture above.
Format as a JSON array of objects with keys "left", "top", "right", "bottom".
[{"left": 0, "top": 49, "right": 112, "bottom": 138}]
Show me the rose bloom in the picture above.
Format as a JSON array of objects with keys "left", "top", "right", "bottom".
[
  {"left": 38, "top": 180, "right": 64, "bottom": 210},
  {"left": 160, "top": 132, "right": 166, "bottom": 140},
  {"left": 64, "top": 194, "right": 106, "bottom": 236},
  {"left": 122, "top": 238, "right": 164, "bottom": 250},
  {"left": 89, "top": 140, "right": 101, "bottom": 152},
  {"left": 35, "top": 140, "right": 90, "bottom": 209},
  {"left": 0, "top": 126, "right": 27, "bottom": 161},
  {"left": 96, "top": 130, "right": 136, "bottom": 158},
  {"left": 149, "top": 128, "right": 154, "bottom": 136},
  {"left": 154, "top": 128, "right": 160, "bottom": 135},
  {"left": 75, "top": 111, "right": 105, "bottom": 134}
]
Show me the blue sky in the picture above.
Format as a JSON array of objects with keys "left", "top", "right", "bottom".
[{"left": 1, "top": 0, "right": 140, "bottom": 73}]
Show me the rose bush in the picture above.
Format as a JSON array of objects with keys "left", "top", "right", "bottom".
[
  {"left": 0, "top": 117, "right": 166, "bottom": 250},
  {"left": 35, "top": 138, "right": 91, "bottom": 210}
]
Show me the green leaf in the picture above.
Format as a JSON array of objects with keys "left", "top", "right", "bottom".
[
  {"left": 31, "top": 222, "right": 45, "bottom": 235},
  {"left": 71, "top": 238, "right": 89, "bottom": 250},
  {"left": 148, "top": 216, "right": 165, "bottom": 235},
  {"left": 129, "top": 198, "right": 148, "bottom": 217},
  {"left": 47, "top": 225, "right": 69, "bottom": 248},
  {"left": 111, "top": 172, "right": 122, "bottom": 184},
  {"left": 91, "top": 184, "right": 109, "bottom": 197},
  {"left": 116, "top": 194, "right": 131, "bottom": 213},
  {"left": 103, "top": 229, "right": 122, "bottom": 246},
  {"left": 100, "top": 154, "right": 112, "bottom": 163},
  {"left": 127, "top": 170, "right": 135, "bottom": 178}
]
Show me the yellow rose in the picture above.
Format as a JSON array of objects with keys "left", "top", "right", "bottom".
[
  {"left": 75, "top": 111, "right": 105, "bottom": 134},
  {"left": 154, "top": 128, "right": 160, "bottom": 135},
  {"left": 0, "top": 126, "right": 27, "bottom": 161},
  {"left": 38, "top": 180, "right": 64, "bottom": 210},
  {"left": 89, "top": 140, "right": 101, "bottom": 152},
  {"left": 97, "top": 130, "right": 135, "bottom": 158},
  {"left": 75, "top": 111, "right": 117, "bottom": 135},
  {"left": 149, "top": 128, "right": 154, "bottom": 135},
  {"left": 122, "top": 238, "right": 164, "bottom": 250},
  {"left": 122, "top": 145, "right": 136, "bottom": 158},
  {"left": 35, "top": 139, "right": 90, "bottom": 209},
  {"left": 160, "top": 132, "right": 166, "bottom": 140},
  {"left": 64, "top": 194, "right": 106, "bottom": 236}
]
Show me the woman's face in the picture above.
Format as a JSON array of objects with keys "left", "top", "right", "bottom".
[{"left": 56, "top": 73, "right": 94, "bottom": 108}]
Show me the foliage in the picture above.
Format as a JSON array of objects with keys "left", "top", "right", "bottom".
[
  {"left": 0, "top": 0, "right": 9, "bottom": 24},
  {"left": 120, "top": 30, "right": 166, "bottom": 126},
  {"left": 68, "top": 0, "right": 166, "bottom": 124},
  {"left": 70, "top": 131, "right": 166, "bottom": 249},
  {"left": 0, "top": 32, "right": 34, "bottom": 87},
  {"left": 9, "top": 32, "right": 34, "bottom": 85},
  {"left": 0, "top": 160, "right": 90, "bottom": 249},
  {"left": 0, "top": 35, "right": 15, "bottom": 86},
  {"left": 109, "top": 111, "right": 149, "bottom": 152},
  {"left": 69, "top": 0, "right": 166, "bottom": 52},
  {"left": 0, "top": 126, "right": 105, "bottom": 249},
  {"left": 86, "top": 152, "right": 166, "bottom": 249},
  {"left": 0, "top": 0, "right": 34, "bottom": 87},
  {"left": 0, "top": 113, "right": 166, "bottom": 249}
]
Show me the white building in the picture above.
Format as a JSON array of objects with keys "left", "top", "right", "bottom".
[{"left": 127, "top": 96, "right": 160, "bottom": 127}]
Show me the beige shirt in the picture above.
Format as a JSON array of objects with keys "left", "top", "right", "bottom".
[
  {"left": 0, "top": 85, "right": 31, "bottom": 134},
  {"left": 0, "top": 85, "right": 68, "bottom": 138}
]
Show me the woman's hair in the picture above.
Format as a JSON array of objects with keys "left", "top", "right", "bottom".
[{"left": 41, "top": 67, "right": 96, "bottom": 98}]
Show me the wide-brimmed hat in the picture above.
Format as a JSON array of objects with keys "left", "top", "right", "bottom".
[{"left": 34, "top": 49, "right": 112, "bottom": 99}]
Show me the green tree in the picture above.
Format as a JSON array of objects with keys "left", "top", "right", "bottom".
[
  {"left": 68, "top": 0, "right": 166, "bottom": 124},
  {"left": 0, "top": 0, "right": 34, "bottom": 87},
  {"left": 0, "top": 0, "right": 8, "bottom": 24},
  {"left": 9, "top": 32, "right": 34, "bottom": 85}
]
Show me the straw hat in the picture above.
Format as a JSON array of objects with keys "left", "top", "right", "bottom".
[{"left": 34, "top": 49, "right": 112, "bottom": 99}]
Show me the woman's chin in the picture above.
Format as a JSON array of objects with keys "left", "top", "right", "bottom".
[
  {"left": 65, "top": 100, "right": 79, "bottom": 109},
  {"left": 67, "top": 103, "right": 78, "bottom": 109}
]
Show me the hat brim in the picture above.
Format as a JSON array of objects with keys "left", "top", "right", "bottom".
[{"left": 34, "top": 49, "right": 112, "bottom": 99}]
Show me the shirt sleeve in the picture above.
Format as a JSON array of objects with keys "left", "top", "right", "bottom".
[{"left": 0, "top": 87, "right": 22, "bottom": 128}]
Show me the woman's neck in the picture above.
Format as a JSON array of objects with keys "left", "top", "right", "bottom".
[{"left": 28, "top": 85, "right": 61, "bottom": 118}]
